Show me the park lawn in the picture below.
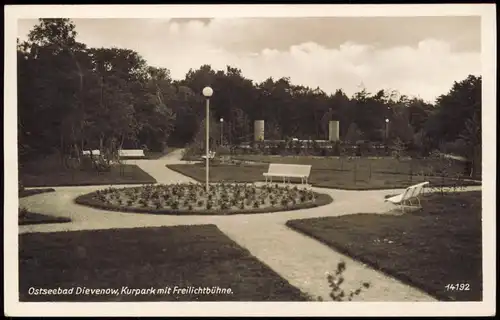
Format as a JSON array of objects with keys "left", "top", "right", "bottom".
[
  {"left": 286, "top": 191, "right": 482, "bottom": 301},
  {"left": 167, "top": 163, "right": 480, "bottom": 190},
  {"left": 19, "top": 211, "right": 71, "bottom": 225},
  {"left": 19, "top": 225, "right": 309, "bottom": 302},
  {"left": 19, "top": 188, "right": 56, "bottom": 198},
  {"left": 230, "top": 154, "right": 468, "bottom": 176},
  {"left": 20, "top": 164, "right": 157, "bottom": 187}
]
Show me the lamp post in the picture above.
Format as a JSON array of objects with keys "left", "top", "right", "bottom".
[
  {"left": 220, "top": 118, "right": 224, "bottom": 146},
  {"left": 385, "top": 118, "right": 390, "bottom": 155},
  {"left": 385, "top": 118, "right": 390, "bottom": 140},
  {"left": 202, "top": 86, "right": 213, "bottom": 192}
]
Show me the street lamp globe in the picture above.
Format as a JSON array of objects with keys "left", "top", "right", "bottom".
[
  {"left": 220, "top": 118, "right": 224, "bottom": 123},
  {"left": 202, "top": 86, "right": 213, "bottom": 97},
  {"left": 385, "top": 118, "right": 390, "bottom": 123}
]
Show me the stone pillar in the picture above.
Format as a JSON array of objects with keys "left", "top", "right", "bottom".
[
  {"left": 254, "top": 120, "right": 265, "bottom": 141},
  {"left": 328, "top": 120, "right": 340, "bottom": 141}
]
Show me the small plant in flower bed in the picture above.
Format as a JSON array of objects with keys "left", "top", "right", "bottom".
[{"left": 75, "top": 182, "right": 333, "bottom": 215}]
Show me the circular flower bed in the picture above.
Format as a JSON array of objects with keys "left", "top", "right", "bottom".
[{"left": 75, "top": 182, "right": 333, "bottom": 215}]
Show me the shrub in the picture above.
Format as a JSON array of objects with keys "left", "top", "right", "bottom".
[
  {"left": 307, "top": 192, "right": 314, "bottom": 201},
  {"left": 171, "top": 201, "right": 179, "bottom": 210},
  {"left": 423, "top": 150, "right": 467, "bottom": 195},
  {"left": 215, "top": 145, "right": 231, "bottom": 156},
  {"left": 306, "top": 261, "right": 371, "bottom": 301},
  {"left": 206, "top": 201, "right": 213, "bottom": 210},
  {"left": 280, "top": 198, "right": 289, "bottom": 207}
]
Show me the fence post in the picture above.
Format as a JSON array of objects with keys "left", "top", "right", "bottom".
[
  {"left": 353, "top": 161, "right": 357, "bottom": 183},
  {"left": 409, "top": 160, "right": 413, "bottom": 183},
  {"left": 369, "top": 162, "right": 372, "bottom": 181}
]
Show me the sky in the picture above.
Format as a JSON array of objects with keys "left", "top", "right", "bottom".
[{"left": 17, "top": 16, "right": 481, "bottom": 103}]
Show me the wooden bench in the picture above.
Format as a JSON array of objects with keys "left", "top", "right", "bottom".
[
  {"left": 118, "top": 149, "right": 146, "bottom": 158},
  {"left": 385, "top": 181, "right": 430, "bottom": 213},
  {"left": 263, "top": 163, "right": 312, "bottom": 185}
]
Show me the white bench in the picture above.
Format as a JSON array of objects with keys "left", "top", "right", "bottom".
[
  {"left": 118, "top": 149, "right": 146, "bottom": 158},
  {"left": 82, "top": 149, "right": 100, "bottom": 156},
  {"left": 201, "top": 151, "right": 216, "bottom": 160},
  {"left": 385, "top": 181, "right": 430, "bottom": 213},
  {"left": 263, "top": 163, "right": 312, "bottom": 185}
]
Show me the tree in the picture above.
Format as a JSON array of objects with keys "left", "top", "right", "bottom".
[
  {"left": 424, "top": 75, "right": 481, "bottom": 149},
  {"left": 135, "top": 66, "right": 177, "bottom": 151},
  {"left": 345, "top": 123, "right": 363, "bottom": 143},
  {"left": 457, "top": 113, "right": 481, "bottom": 177},
  {"left": 18, "top": 19, "right": 177, "bottom": 167},
  {"left": 389, "top": 104, "right": 415, "bottom": 144},
  {"left": 18, "top": 18, "right": 88, "bottom": 162},
  {"left": 188, "top": 113, "right": 221, "bottom": 153},
  {"left": 18, "top": 18, "right": 481, "bottom": 169},
  {"left": 167, "top": 84, "right": 203, "bottom": 147},
  {"left": 228, "top": 108, "right": 252, "bottom": 144}
]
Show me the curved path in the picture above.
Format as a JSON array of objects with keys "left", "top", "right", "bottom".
[{"left": 19, "top": 149, "right": 481, "bottom": 302}]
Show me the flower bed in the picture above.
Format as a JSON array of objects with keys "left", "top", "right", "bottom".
[{"left": 75, "top": 182, "right": 333, "bottom": 215}]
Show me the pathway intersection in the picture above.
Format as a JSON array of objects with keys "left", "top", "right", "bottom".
[{"left": 19, "top": 149, "right": 481, "bottom": 301}]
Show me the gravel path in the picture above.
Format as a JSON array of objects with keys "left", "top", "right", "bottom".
[{"left": 19, "top": 150, "right": 481, "bottom": 301}]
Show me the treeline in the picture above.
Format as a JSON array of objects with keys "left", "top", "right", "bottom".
[{"left": 17, "top": 19, "right": 481, "bottom": 165}]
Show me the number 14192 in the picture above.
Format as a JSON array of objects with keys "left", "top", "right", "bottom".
[{"left": 445, "top": 283, "right": 470, "bottom": 291}]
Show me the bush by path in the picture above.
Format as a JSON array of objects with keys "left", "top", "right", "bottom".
[
  {"left": 286, "top": 191, "right": 482, "bottom": 301},
  {"left": 19, "top": 225, "right": 309, "bottom": 301},
  {"left": 19, "top": 208, "right": 71, "bottom": 225}
]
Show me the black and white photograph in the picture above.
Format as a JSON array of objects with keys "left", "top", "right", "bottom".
[{"left": 4, "top": 4, "right": 496, "bottom": 317}]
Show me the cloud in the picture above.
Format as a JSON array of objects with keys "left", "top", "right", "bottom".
[
  {"left": 149, "top": 36, "right": 480, "bottom": 103},
  {"left": 17, "top": 17, "right": 481, "bottom": 102}
]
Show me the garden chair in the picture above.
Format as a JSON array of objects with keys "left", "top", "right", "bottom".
[{"left": 385, "top": 181, "right": 430, "bottom": 213}]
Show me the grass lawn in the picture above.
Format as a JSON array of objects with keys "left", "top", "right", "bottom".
[
  {"left": 19, "top": 211, "right": 71, "bottom": 225},
  {"left": 19, "top": 188, "right": 56, "bottom": 198},
  {"left": 286, "top": 191, "right": 482, "bottom": 301},
  {"left": 20, "top": 164, "right": 157, "bottom": 187},
  {"left": 167, "top": 163, "right": 480, "bottom": 190},
  {"left": 19, "top": 225, "right": 309, "bottom": 302},
  {"left": 230, "top": 154, "right": 472, "bottom": 177}
]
